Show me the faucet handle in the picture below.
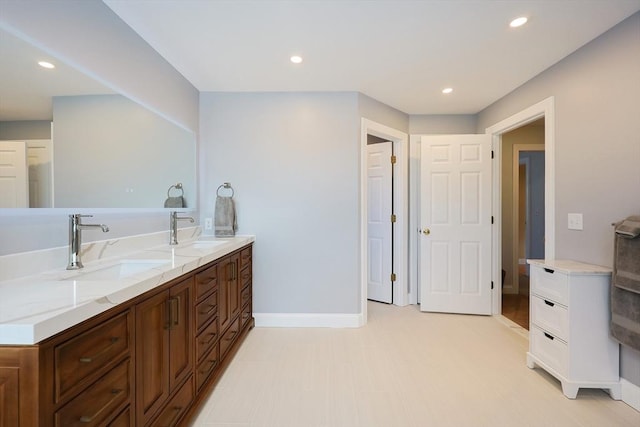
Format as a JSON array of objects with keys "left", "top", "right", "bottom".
[{"left": 70, "top": 213, "right": 93, "bottom": 219}]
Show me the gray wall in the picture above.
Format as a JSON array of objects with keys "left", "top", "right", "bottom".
[
  {"left": 0, "top": 1, "right": 199, "bottom": 256},
  {"left": 359, "top": 93, "right": 409, "bottom": 133},
  {"left": 200, "top": 92, "right": 362, "bottom": 314},
  {"left": 0, "top": 121, "right": 51, "bottom": 140},
  {"left": 409, "top": 114, "right": 478, "bottom": 134},
  {"left": 477, "top": 12, "right": 640, "bottom": 386}
]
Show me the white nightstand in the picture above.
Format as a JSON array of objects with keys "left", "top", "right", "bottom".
[{"left": 526, "top": 259, "right": 621, "bottom": 399}]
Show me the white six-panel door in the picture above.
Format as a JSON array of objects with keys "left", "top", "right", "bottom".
[
  {"left": 420, "top": 135, "right": 492, "bottom": 315},
  {"left": 0, "top": 140, "right": 28, "bottom": 208},
  {"left": 367, "top": 141, "right": 393, "bottom": 303}
]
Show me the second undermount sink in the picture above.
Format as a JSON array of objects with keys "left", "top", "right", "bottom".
[{"left": 63, "top": 259, "right": 170, "bottom": 281}]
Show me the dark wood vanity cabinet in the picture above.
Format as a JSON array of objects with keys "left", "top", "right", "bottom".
[
  {"left": 0, "top": 243, "right": 254, "bottom": 427},
  {"left": 135, "top": 276, "right": 193, "bottom": 426}
]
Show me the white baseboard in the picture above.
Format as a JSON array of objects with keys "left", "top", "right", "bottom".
[
  {"left": 621, "top": 378, "right": 640, "bottom": 412},
  {"left": 254, "top": 312, "right": 363, "bottom": 328}
]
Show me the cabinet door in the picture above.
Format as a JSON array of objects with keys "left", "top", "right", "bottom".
[
  {"left": 136, "top": 290, "right": 170, "bottom": 425},
  {"left": 169, "top": 278, "right": 193, "bottom": 392},
  {"left": 0, "top": 347, "right": 39, "bottom": 427},
  {"left": 219, "top": 253, "right": 241, "bottom": 333},
  {"left": 0, "top": 367, "right": 19, "bottom": 426}
]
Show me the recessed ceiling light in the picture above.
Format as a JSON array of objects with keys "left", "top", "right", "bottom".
[
  {"left": 510, "top": 17, "right": 528, "bottom": 28},
  {"left": 38, "top": 61, "right": 55, "bottom": 69},
  {"left": 442, "top": 87, "right": 453, "bottom": 94},
  {"left": 290, "top": 55, "right": 303, "bottom": 64}
]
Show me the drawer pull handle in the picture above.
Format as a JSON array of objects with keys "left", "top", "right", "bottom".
[
  {"left": 543, "top": 268, "right": 554, "bottom": 274},
  {"left": 200, "top": 359, "right": 218, "bottom": 375},
  {"left": 203, "top": 332, "right": 218, "bottom": 344},
  {"left": 198, "top": 277, "right": 216, "bottom": 286},
  {"left": 199, "top": 304, "right": 216, "bottom": 316},
  {"left": 79, "top": 337, "right": 119, "bottom": 363},
  {"left": 79, "top": 388, "right": 123, "bottom": 423},
  {"left": 159, "top": 406, "right": 183, "bottom": 427},
  {"left": 225, "top": 330, "right": 237, "bottom": 341},
  {"left": 544, "top": 300, "right": 555, "bottom": 307},
  {"left": 544, "top": 332, "right": 554, "bottom": 341}
]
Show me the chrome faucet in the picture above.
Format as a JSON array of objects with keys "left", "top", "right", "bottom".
[
  {"left": 67, "top": 214, "right": 109, "bottom": 270},
  {"left": 170, "top": 211, "right": 195, "bottom": 245}
]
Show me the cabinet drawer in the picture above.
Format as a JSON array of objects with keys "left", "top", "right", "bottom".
[
  {"left": 195, "top": 291, "right": 218, "bottom": 333},
  {"left": 220, "top": 317, "right": 240, "bottom": 359},
  {"left": 531, "top": 265, "right": 569, "bottom": 305},
  {"left": 196, "top": 318, "right": 219, "bottom": 363},
  {"left": 240, "top": 285, "right": 251, "bottom": 308},
  {"left": 195, "top": 263, "right": 218, "bottom": 301},
  {"left": 55, "top": 359, "right": 130, "bottom": 427},
  {"left": 196, "top": 343, "right": 219, "bottom": 392},
  {"left": 149, "top": 376, "right": 193, "bottom": 427},
  {"left": 240, "top": 302, "right": 252, "bottom": 330},
  {"left": 530, "top": 326, "right": 568, "bottom": 376},
  {"left": 531, "top": 295, "right": 569, "bottom": 341},
  {"left": 109, "top": 406, "right": 131, "bottom": 427},
  {"left": 240, "top": 264, "right": 252, "bottom": 290},
  {"left": 55, "top": 311, "right": 131, "bottom": 401},
  {"left": 240, "top": 247, "right": 252, "bottom": 271}
]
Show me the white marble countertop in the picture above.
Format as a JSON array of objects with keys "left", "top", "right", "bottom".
[
  {"left": 0, "top": 235, "right": 254, "bottom": 345},
  {"left": 527, "top": 259, "right": 612, "bottom": 275}
]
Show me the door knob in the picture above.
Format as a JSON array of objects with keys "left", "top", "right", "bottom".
[{"left": 423, "top": 228, "right": 430, "bottom": 235}]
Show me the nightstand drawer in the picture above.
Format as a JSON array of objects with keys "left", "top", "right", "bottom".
[
  {"left": 530, "top": 326, "right": 567, "bottom": 376},
  {"left": 531, "top": 265, "right": 569, "bottom": 305},
  {"left": 531, "top": 295, "right": 569, "bottom": 341}
]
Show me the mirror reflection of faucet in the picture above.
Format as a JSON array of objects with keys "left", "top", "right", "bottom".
[
  {"left": 170, "top": 211, "right": 195, "bottom": 245},
  {"left": 67, "top": 214, "right": 109, "bottom": 270}
]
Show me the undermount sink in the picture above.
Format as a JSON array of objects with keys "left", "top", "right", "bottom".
[{"left": 63, "top": 259, "right": 170, "bottom": 281}]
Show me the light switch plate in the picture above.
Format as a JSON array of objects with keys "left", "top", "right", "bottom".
[{"left": 568, "top": 213, "right": 583, "bottom": 230}]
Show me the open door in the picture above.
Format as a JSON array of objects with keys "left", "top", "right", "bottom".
[
  {"left": 0, "top": 140, "right": 29, "bottom": 208},
  {"left": 367, "top": 141, "right": 393, "bottom": 303},
  {"left": 419, "top": 134, "right": 492, "bottom": 315}
]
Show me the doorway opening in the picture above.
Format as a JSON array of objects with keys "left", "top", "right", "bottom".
[
  {"left": 500, "top": 119, "right": 545, "bottom": 329},
  {"left": 486, "top": 96, "right": 555, "bottom": 316},
  {"left": 360, "top": 119, "right": 409, "bottom": 325}
]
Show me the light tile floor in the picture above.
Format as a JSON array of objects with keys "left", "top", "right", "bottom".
[{"left": 191, "top": 302, "right": 640, "bottom": 427}]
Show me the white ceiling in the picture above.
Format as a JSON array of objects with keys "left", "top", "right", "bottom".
[{"left": 104, "top": 0, "right": 640, "bottom": 115}]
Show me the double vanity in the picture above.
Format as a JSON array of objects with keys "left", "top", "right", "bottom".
[{"left": 0, "top": 228, "right": 255, "bottom": 426}]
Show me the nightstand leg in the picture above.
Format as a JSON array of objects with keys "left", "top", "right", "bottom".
[{"left": 561, "top": 382, "right": 579, "bottom": 399}]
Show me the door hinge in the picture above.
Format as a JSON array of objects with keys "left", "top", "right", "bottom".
[
  {"left": 491, "top": 216, "right": 494, "bottom": 224},
  {"left": 491, "top": 150, "right": 494, "bottom": 159},
  {"left": 391, "top": 155, "right": 397, "bottom": 164},
  {"left": 391, "top": 273, "right": 397, "bottom": 282},
  {"left": 391, "top": 214, "right": 397, "bottom": 223},
  {"left": 491, "top": 281, "right": 494, "bottom": 290}
]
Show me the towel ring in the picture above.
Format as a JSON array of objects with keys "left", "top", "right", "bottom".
[
  {"left": 216, "top": 182, "right": 234, "bottom": 197},
  {"left": 167, "top": 183, "right": 184, "bottom": 198}
]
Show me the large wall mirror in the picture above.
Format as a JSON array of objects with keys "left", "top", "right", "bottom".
[{"left": 0, "top": 28, "right": 196, "bottom": 209}]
